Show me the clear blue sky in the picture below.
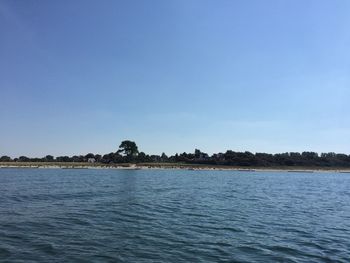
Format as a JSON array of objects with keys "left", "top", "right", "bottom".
[{"left": 1, "top": 0, "right": 349, "bottom": 157}]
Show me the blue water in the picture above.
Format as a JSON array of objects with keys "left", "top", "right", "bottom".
[{"left": 0, "top": 168, "right": 349, "bottom": 262}]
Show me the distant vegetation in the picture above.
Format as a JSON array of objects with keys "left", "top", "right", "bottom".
[{"left": 1, "top": 140, "right": 350, "bottom": 168}]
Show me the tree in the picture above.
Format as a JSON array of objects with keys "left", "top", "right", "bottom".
[
  {"left": 44, "top": 155, "right": 54, "bottom": 162},
  {"left": 0, "top": 156, "right": 11, "bottom": 162},
  {"left": 94, "top": 154, "right": 102, "bottom": 162},
  {"left": 101, "top": 153, "right": 113, "bottom": 164},
  {"left": 137, "top": 152, "right": 147, "bottom": 162},
  {"left": 19, "top": 156, "right": 30, "bottom": 162},
  {"left": 161, "top": 152, "right": 168, "bottom": 162},
  {"left": 302, "top": 151, "right": 318, "bottom": 159},
  {"left": 117, "top": 140, "right": 139, "bottom": 157},
  {"left": 85, "top": 153, "right": 95, "bottom": 159},
  {"left": 56, "top": 156, "right": 71, "bottom": 162},
  {"left": 194, "top": 149, "right": 201, "bottom": 159}
]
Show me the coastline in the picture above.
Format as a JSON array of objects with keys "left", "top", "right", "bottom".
[{"left": 1, "top": 162, "right": 350, "bottom": 173}]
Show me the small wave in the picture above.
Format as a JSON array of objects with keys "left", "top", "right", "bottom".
[{"left": 33, "top": 243, "right": 58, "bottom": 256}]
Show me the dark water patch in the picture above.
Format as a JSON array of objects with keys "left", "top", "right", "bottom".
[{"left": 0, "top": 247, "right": 11, "bottom": 259}]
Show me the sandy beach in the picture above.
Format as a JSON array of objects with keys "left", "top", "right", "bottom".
[{"left": 1, "top": 162, "right": 350, "bottom": 173}]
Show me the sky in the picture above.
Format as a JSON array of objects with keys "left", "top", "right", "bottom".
[{"left": 1, "top": 0, "right": 350, "bottom": 157}]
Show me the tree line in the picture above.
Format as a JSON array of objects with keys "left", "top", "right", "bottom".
[{"left": 1, "top": 140, "right": 350, "bottom": 168}]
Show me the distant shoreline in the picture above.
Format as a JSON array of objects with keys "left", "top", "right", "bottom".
[{"left": 1, "top": 162, "right": 350, "bottom": 173}]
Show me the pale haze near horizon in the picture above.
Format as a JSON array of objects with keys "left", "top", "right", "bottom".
[{"left": 1, "top": 0, "right": 349, "bottom": 158}]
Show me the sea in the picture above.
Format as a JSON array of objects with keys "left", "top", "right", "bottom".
[{"left": 0, "top": 168, "right": 349, "bottom": 262}]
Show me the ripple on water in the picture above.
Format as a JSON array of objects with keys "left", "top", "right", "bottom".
[
  {"left": 33, "top": 243, "right": 58, "bottom": 256},
  {"left": 0, "top": 169, "right": 349, "bottom": 262}
]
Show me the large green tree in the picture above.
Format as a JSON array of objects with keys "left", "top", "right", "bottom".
[{"left": 118, "top": 140, "right": 139, "bottom": 157}]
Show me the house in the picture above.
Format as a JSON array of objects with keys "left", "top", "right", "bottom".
[{"left": 87, "top": 158, "right": 96, "bottom": 163}]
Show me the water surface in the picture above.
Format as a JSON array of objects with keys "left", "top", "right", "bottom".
[{"left": 0, "top": 168, "right": 349, "bottom": 262}]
